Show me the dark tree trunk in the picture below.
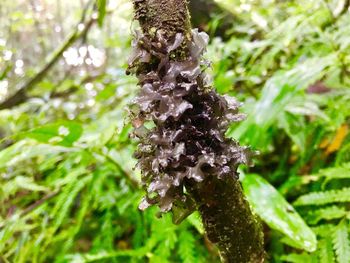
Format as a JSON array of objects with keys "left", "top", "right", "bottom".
[
  {"left": 129, "top": 1, "right": 265, "bottom": 262},
  {"left": 187, "top": 176, "right": 265, "bottom": 262}
]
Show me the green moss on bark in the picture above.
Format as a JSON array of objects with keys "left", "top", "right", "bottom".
[{"left": 133, "top": 0, "right": 191, "bottom": 38}]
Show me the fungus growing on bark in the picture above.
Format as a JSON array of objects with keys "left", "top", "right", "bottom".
[
  {"left": 128, "top": 29, "right": 251, "bottom": 213},
  {"left": 127, "top": 1, "right": 265, "bottom": 262}
]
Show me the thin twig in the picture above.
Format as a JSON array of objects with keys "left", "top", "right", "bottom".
[
  {"left": 0, "top": 1, "right": 96, "bottom": 110},
  {"left": 20, "top": 191, "right": 59, "bottom": 216},
  {"left": 334, "top": 0, "right": 350, "bottom": 18}
]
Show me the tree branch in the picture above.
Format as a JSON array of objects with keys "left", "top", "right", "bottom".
[
  {"left": 130, "top": 0, "right": 265, "bottom": 262},
  {"left": 0, "top": 4, "right": 96, "bottom": 110},
  {"left": 20, "top": 191, "right": 59, "bottom": 216},
  {"left": 334, "top": 0, "right": 350, "bottom": 18}
]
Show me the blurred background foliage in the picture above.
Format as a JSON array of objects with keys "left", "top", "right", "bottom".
[{"left": 0, "top": 0, "right": 350, "bottom": 262}]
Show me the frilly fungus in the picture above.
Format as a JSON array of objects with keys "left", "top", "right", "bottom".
[{"left": 128, "top": 29, "right": 252, "bottom": 214}]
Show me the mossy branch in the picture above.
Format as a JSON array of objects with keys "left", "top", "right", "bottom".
[{"left": 129, "top": 0, "right": 265, "bottom": 262}]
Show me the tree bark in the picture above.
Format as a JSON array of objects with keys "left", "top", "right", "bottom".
[
  {"left": 187, "top": 176, "right": 265, "bottom": 262},
  {"left": 130, "top": 1, "right": 265, "bottom": 262},
  {"left": 133, "top": 0, "right": 191, "bottom": 39}
]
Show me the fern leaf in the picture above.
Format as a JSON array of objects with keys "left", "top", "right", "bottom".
[
  {"left": 178, "top": 230, "right": 196, "bottom": 263},
  {"left": 336, "top": 144, "right": 350, "bottom": 164},
  {"left": 319, "top": 238, "right": 335, "bottom": 263},
  {"left": 318, "top": 164, "right": 350, "bottom": 186},
  {"left": 152, "top": 231, "right": 177, "bottom": 263},
  {"left": 318, "top": 164, "right": 350, "bottom": 180},
  {"left": 281, "top": 253, "right": 315, "bottom": 263},
  {"left": 294, "top": 188, "right": 350, "bottom": 206},
  {"left": 332, "top": 219, "right": 350, "bottom": 263},
  {"left": 306, "top": 206, "right": 347, "bottom": 225},
  {"left": 54, "top": 177, "right": 89, "bottom": 230},
  {"left": 312, "top": 224, "right": 334, "bottom": 238}
]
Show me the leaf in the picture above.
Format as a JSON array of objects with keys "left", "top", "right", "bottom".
[
  {"left": 242, "top": 174, "right": 317, "bottom": 252},
  {"left": 96, "top": 83, "right": 116, "bottom": 101},
  {"left": 285, "top": 100, "right": 330, "bottom": 121},
  {"left": 186, "top": 212, "right": 204, "bottom": 235},
  {"left": 228, "top": 55, "right": 336, "bottom": 148},
  {"left": 306, "top": 206, "right": 347, "bottom": 225},
  {"left": 319, "top": 238, "right": 335, "bottom": 263},
  {"left": 79, "top": 110, "right": 124, "bottom": 147},
  {"left": 0, "top": 219, "right": 31, "bottom": 253},
  {"left": 14, "top": 176, "right": 48, "bottom": 192},
  {"left": 0, "top": 140, "right": 75, "bottom": 169},
  {"left": 56, "top": 187, "right": 92, "bottom": 258},
  {"left": 52, "top": 176, "right": 91, "bottom": 231},
  {"left": 312, "top": 224, "right": 334, "bottom": 238},
  {"left": 285, "top": 164, "right": 350, "bottom": 189},
  {"left": 279, "top": 112, "right": 306, "bottom": 152},
  {"left": 332, "top": 219, "right": 350, "bottom": 263},
  {"left": 317, "top": 163, "right": 350, "bottom": 184},
  {"left": 280, "top": 253, "right": 314, "bottom": 263},
  {"left": 64, "top": 250, "right": 138, "bottom": 262},
  {"left": 20, "top": 121, "right": 83, "bottom": 147},
  {"left": 1, "top": 176, "right": 49, "bottom": 200},
  {"left": 336, "top": 144, "right": 350, "bottom": 165},
  {"left": 294, "top": 188, "right": 350, "bottom": 206},
  {"left": 178, "top": 230, "right": 196, "bottom": 263},
  {"left": 97, "top": 0, "right": 107, "bottom": 27},
  {"left": 326, "top": 124, "right": 349, "bottom": 155},
  {"left": 281, "top": 254, "right": 311, "bottom": 263}
]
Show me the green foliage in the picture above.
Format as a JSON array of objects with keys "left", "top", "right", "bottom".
[
  {"left": 294, "top": 188, "right": 350, "bottom": 206},
  {"left": 19, "top": 121, "right": 83, "bottom": 146},
  {"left": 319, "top": 238, "right": 336, "bottom": 263},
  {"left": 97, "top": 0, "right": 107, "bottom": 27},
  {"left": 242, "top": 173, "right": 317, "bottom": 252},
  {"left": 280, "top": 253, "right": 318, "bottom": 263},
  {"left": 332, "top": 220, "right": 350, "bottom": 263},
  {"left": 178, "top": 230, "right": 197, "bottom": 263},
  {"left": 306, "top": 206, "right": 348, "bottom": 225},
  {"left": 1, "top": 0, "right": 350, "bottom": 262}
]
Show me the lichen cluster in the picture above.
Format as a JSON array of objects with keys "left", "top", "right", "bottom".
[{"left": 128, "top": 29, "right": 251, "bottom": 213}]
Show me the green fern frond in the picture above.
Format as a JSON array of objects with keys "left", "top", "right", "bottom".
[
  {"left": 52, "top": 175, "right": 91, "bottom": 231},
  {"left": 332, "top": 219, "right": 350, "bottom": 263},
  {"left": 294, "top": 188, "right": 350, "bottom": 206},
  {"left": 318, "top": 164, "right": 350, "bottom": 187},
  {"left": 141, "top": 215, "right": 178, "bottom": 262},
  {"left": 312, "top": 224, "right": 334, "bottom": 238},
  {"left": 178, "top": 230, "right": 197, "bottom": 263},
  {"left": 280, "top": 252, "right": 317, "bottom": 263},
  {"left": 336, "top": 144, "right": 350, "bottom": 165},
  {"left": 319, "top": 238, "right": 335, "bottom": 263},
  {"left": 306, "top": 206, "right": 347, "bottom": 225},
  {"left": 318, "top": 163, "right": 350, "bottom": 180},
  {"left": 151, "top": 230, "right": 177, "bottom": 263}
]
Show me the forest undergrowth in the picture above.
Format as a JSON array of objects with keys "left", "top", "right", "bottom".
[{"left": 0, "top": 0, "right": 350, "bottom": 262}]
